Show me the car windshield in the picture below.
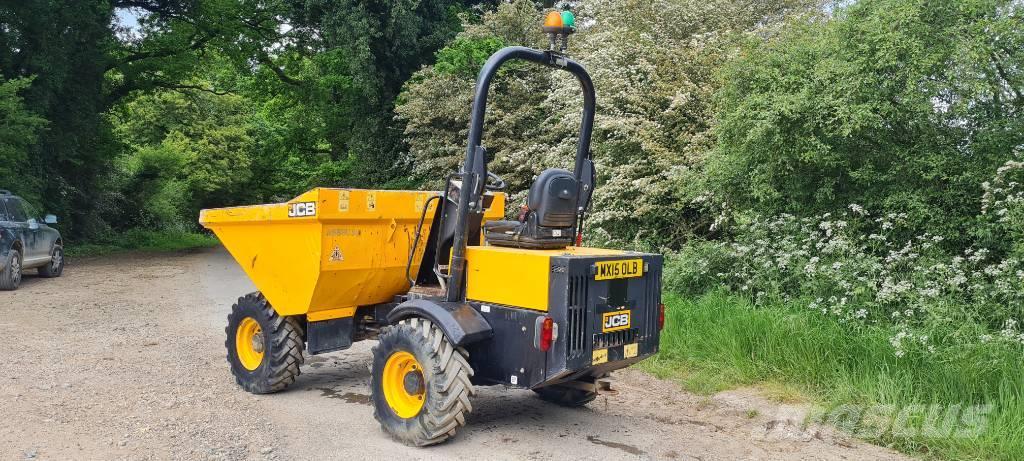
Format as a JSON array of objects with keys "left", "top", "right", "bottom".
[
  {"left": 20, "top": 199, "right": 40, "bottom": 221},
  {"left": 4, "top": 198, "right": 29, "bottom": 222}
]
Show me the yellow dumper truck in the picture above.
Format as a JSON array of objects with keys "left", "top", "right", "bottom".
[{"left": 200, "top": 10, "right": 663, "bottom": 446}]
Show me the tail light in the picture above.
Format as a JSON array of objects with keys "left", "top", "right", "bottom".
[
  {"left": 658, "top": 303, "right": 666, "bottom": 330},
  {"left": 536, "top": 316, "right": 557, "bottom": 352}
]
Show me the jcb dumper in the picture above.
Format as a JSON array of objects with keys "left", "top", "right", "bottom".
[{"left": 200, "top": 9, "right": 663, "bottom": 446}]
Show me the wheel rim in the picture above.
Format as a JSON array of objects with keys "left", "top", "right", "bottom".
[
  {"left": 382, "top": 351, "right": 426, "bottom": 418},
  {"left": 235, "top": 317, "right": 265, "bottom": 371},
  {"left": 51, "top": 249, "right": 62, "bottom": 271},
  {"left": 11, "top": 256, "right": 20, "bottom": 284}
]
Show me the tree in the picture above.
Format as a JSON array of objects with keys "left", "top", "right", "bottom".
[
  {"left": 0, "top": 0, "right": 272, "bottom": 235},
  {"left": 245, "top": 0, "right": 485, "bottom": 187},
  {"left": 709, "top": 0, "right": 1024, "bottom": 246},
  {"left": 398, "top": 0, "right": 820, "bottom": 248},
  {"left": 0, "top": 77, "right": 46, "bottom": 198},
  {"left": 109, "top": 86, "right": 258, "bottom": 229}
]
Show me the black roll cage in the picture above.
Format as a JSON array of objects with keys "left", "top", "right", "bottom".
[{"left": 444, "top": 46, "right": 597, "bottom": 303}]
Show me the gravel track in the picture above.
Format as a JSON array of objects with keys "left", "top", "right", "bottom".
[{"left": 0, "top": 248, "right": 910, "bottom": 460}]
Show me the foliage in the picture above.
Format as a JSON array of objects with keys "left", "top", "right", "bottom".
[
  {"left": 645, "top": 292, "right": 1023, "bottom": 461},
  {"left": 709, "top": 0, "right": 1024, "bottom": 245},
  {"left": 0, "top": 0, "right": 478, "bottom": 237},
  {"left": 666, "top": 201, "right": 1024, "bottom": 354},
  {"left": 66, "top": 229, "right": 220, "bottom": 257},
  {"left": 107, "top": 89, "right": 257, "bottom": 230},
  {"left": 397, "top": 0, "right": 550, "bottom": 194},
  {"left": 246, "top": 0, "right": 481, "bottom": 187},
  {"left": 398, "top": 0, "right": 819, "bottom": 245},
  {"left": 0, "top": 77, "right": 46, "bottom": 198}
]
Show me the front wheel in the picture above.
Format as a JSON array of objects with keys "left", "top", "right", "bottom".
[
  {"left": 0, "top": 249, "right": 21, "bottom": 290},
  {"left": 371, "top": 317, "right": 474, "bottom": 446},
  {"left": 38, "top": 246, "right": 64, "bottom": 278},
  {"left": 225, "top": 292, "right": 305, "bottom": 394}
]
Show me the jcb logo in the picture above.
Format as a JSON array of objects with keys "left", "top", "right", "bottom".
[
  {"left": 288, "top": 202, "right": 317, "bottom": 218},
  {"left": 601, "top": 310, "right": 631, "bottom": 333}
]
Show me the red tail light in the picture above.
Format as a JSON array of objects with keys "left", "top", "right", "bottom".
[
  {"left": 658, "top": 303, "right": 666, "bottom": 330},
  {"left": 575, "top": 232, "right": 583, "bottom": 246},
  {"left": 540, "top": 316, "right": 554, "bottom": 352}
]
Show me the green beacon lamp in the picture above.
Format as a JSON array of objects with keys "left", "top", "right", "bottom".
[{"left": 542, "top": 10, "right": 576, "bottom": 52}]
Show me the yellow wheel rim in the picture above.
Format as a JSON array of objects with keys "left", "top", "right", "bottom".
[
  {"left": 382, "top": 351, "right": 426, "bottom": 418},
  {"left": 236, "top": 317, "right": 265, "bottom": 371}
]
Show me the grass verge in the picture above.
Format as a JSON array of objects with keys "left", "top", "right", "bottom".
[
  {"left": 641, "top": 291, "right": 1023, "bottom": 460},
  {"left": 66, "top": 229, "right": 219, "bottom": 257}
]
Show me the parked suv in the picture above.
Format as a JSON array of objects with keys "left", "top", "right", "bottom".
[{"left": 0, "top": 190, "right": 64, "bottom": 290}]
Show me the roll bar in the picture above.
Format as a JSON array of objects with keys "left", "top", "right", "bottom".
[{"left": 446, "top": 46, "right": 597, "bottom": 302}]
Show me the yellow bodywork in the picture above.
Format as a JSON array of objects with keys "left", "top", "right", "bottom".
[
  {"left": 200, "top": 188, "right": 505, "bottom": 319},
  {"left": 464, "top": 246, "right": 625, "bottom": 311}
]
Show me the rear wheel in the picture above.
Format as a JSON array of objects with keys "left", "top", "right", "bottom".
[
  {"left": 371, "top": 317, "right": 474, "bottom": 446},
  {"left": 533, "top": 383, "right": 598, "bottom": 407},
  {"left": 225, "top": 292, "right": 304, "bottom": 394},
  {"left": 0, "top": 249, "right": 21, "bottom": 291},
  {"left": 38, "top": 246, "right": 64, "bottom": 278}
]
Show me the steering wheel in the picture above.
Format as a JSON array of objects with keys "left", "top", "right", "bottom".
[{"left": 485, "top": 171, "right": 507, "bottom": 191}]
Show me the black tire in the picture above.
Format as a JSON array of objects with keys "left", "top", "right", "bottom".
[
  {"left": 0, "top": 249, "right": 21, "bottom": 291},
  {"left": 225, "top": 292, "right": 304, "bottom": 394},
  {"left": 533, "top": 384, "right": 598, "bottom": 407},
  {"left": 37, "top": 246, "right": 64, "bottom": 278},
  {"left": 371, "top": 317, "right": 474, "bottom": 446}
]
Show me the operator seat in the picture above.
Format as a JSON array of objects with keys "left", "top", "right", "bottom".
[{"left": 484, "top": 168, "right": 577, "bottom": 249}]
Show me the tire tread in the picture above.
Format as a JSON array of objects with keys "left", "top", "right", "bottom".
[
  {"left": 372, "top": 318, "right": 474, "bottom": 446},
  {"left": 226, "top": 292, "right": 304, "bottom": 394}
]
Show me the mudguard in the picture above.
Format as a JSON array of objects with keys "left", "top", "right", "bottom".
[{"left": 387, "top": 299, "right": 493, "bottom": 347}]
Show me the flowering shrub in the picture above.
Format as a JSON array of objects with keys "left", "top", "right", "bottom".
[
  {"left": 667, "top": 197, "right": 1024, "bottom": 354},
  {"left": 397, "top": 0, "right": 819, "bottom": 248}
]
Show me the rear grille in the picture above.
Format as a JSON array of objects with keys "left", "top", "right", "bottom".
[
  {"left": 593, "top": 328, "right": 638, "bottom": 349},
  {"left": 644, "top": 266, "right": 661, "bottom": 340},
  {"left": 567, "top": 274, "right": 589, "bottom": 358}
]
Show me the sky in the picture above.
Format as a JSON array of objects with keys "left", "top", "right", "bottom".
[{"left": 114, "top": 8, "right": 142, "bottom": 30}]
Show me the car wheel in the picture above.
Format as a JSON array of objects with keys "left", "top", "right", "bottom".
[
  {"left": 38, "top": 246, "right": 64, "bottom": 278},
  {"left": 0, "top": 249, "right": 21, "bottom": 290}
]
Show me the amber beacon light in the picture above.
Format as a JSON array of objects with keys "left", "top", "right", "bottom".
[{"left": 542, "top": 10, "right": 576, "bottom": 52}]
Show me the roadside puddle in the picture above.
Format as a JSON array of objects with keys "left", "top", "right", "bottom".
[
  {"left": 586, "top": 435, "right": 645, "bottom": 456},
  {"left": 316, "top": 387, "right": 371, "bottom": 405}
]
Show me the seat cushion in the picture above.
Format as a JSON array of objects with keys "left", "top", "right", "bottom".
[
  {"left": 483, "top": 220, "right": 574, "bottom": 249},
  {"left": 482, "top": 220, "right": 523, "bottom": 235}
]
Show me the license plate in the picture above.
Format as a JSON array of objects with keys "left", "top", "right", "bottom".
[
  {"left": 601, "top": 310, "right": 631, "bottom": 333},
  {"left": 624, "top": 343, "right": 638, "bottom": 358},
  {"left": 592, "top": 349, "right": 608, "bottom": 365},
  {"left": 594, "top": 259, "right": 643, "bottom": 281}
]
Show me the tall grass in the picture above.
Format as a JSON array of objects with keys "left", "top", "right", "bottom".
[
  {"left": 644, "top": 292, "right": 1023, "bottom": 460},
  {"left": 66, "top": 228, "right": 219, "bottom": 257}
]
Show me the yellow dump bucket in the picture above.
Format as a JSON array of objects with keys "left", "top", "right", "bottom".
[{"left": 199, "top": 188, "right": 505, "bottom": 321}]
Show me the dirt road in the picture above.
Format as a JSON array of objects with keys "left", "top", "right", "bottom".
[{"left": 0, "top": 248, "right": 909, "bottom": 460}]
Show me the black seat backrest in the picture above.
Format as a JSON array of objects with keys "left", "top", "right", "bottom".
[{"left": 527, "top": 168, "right": 578, "bottom": 228}]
